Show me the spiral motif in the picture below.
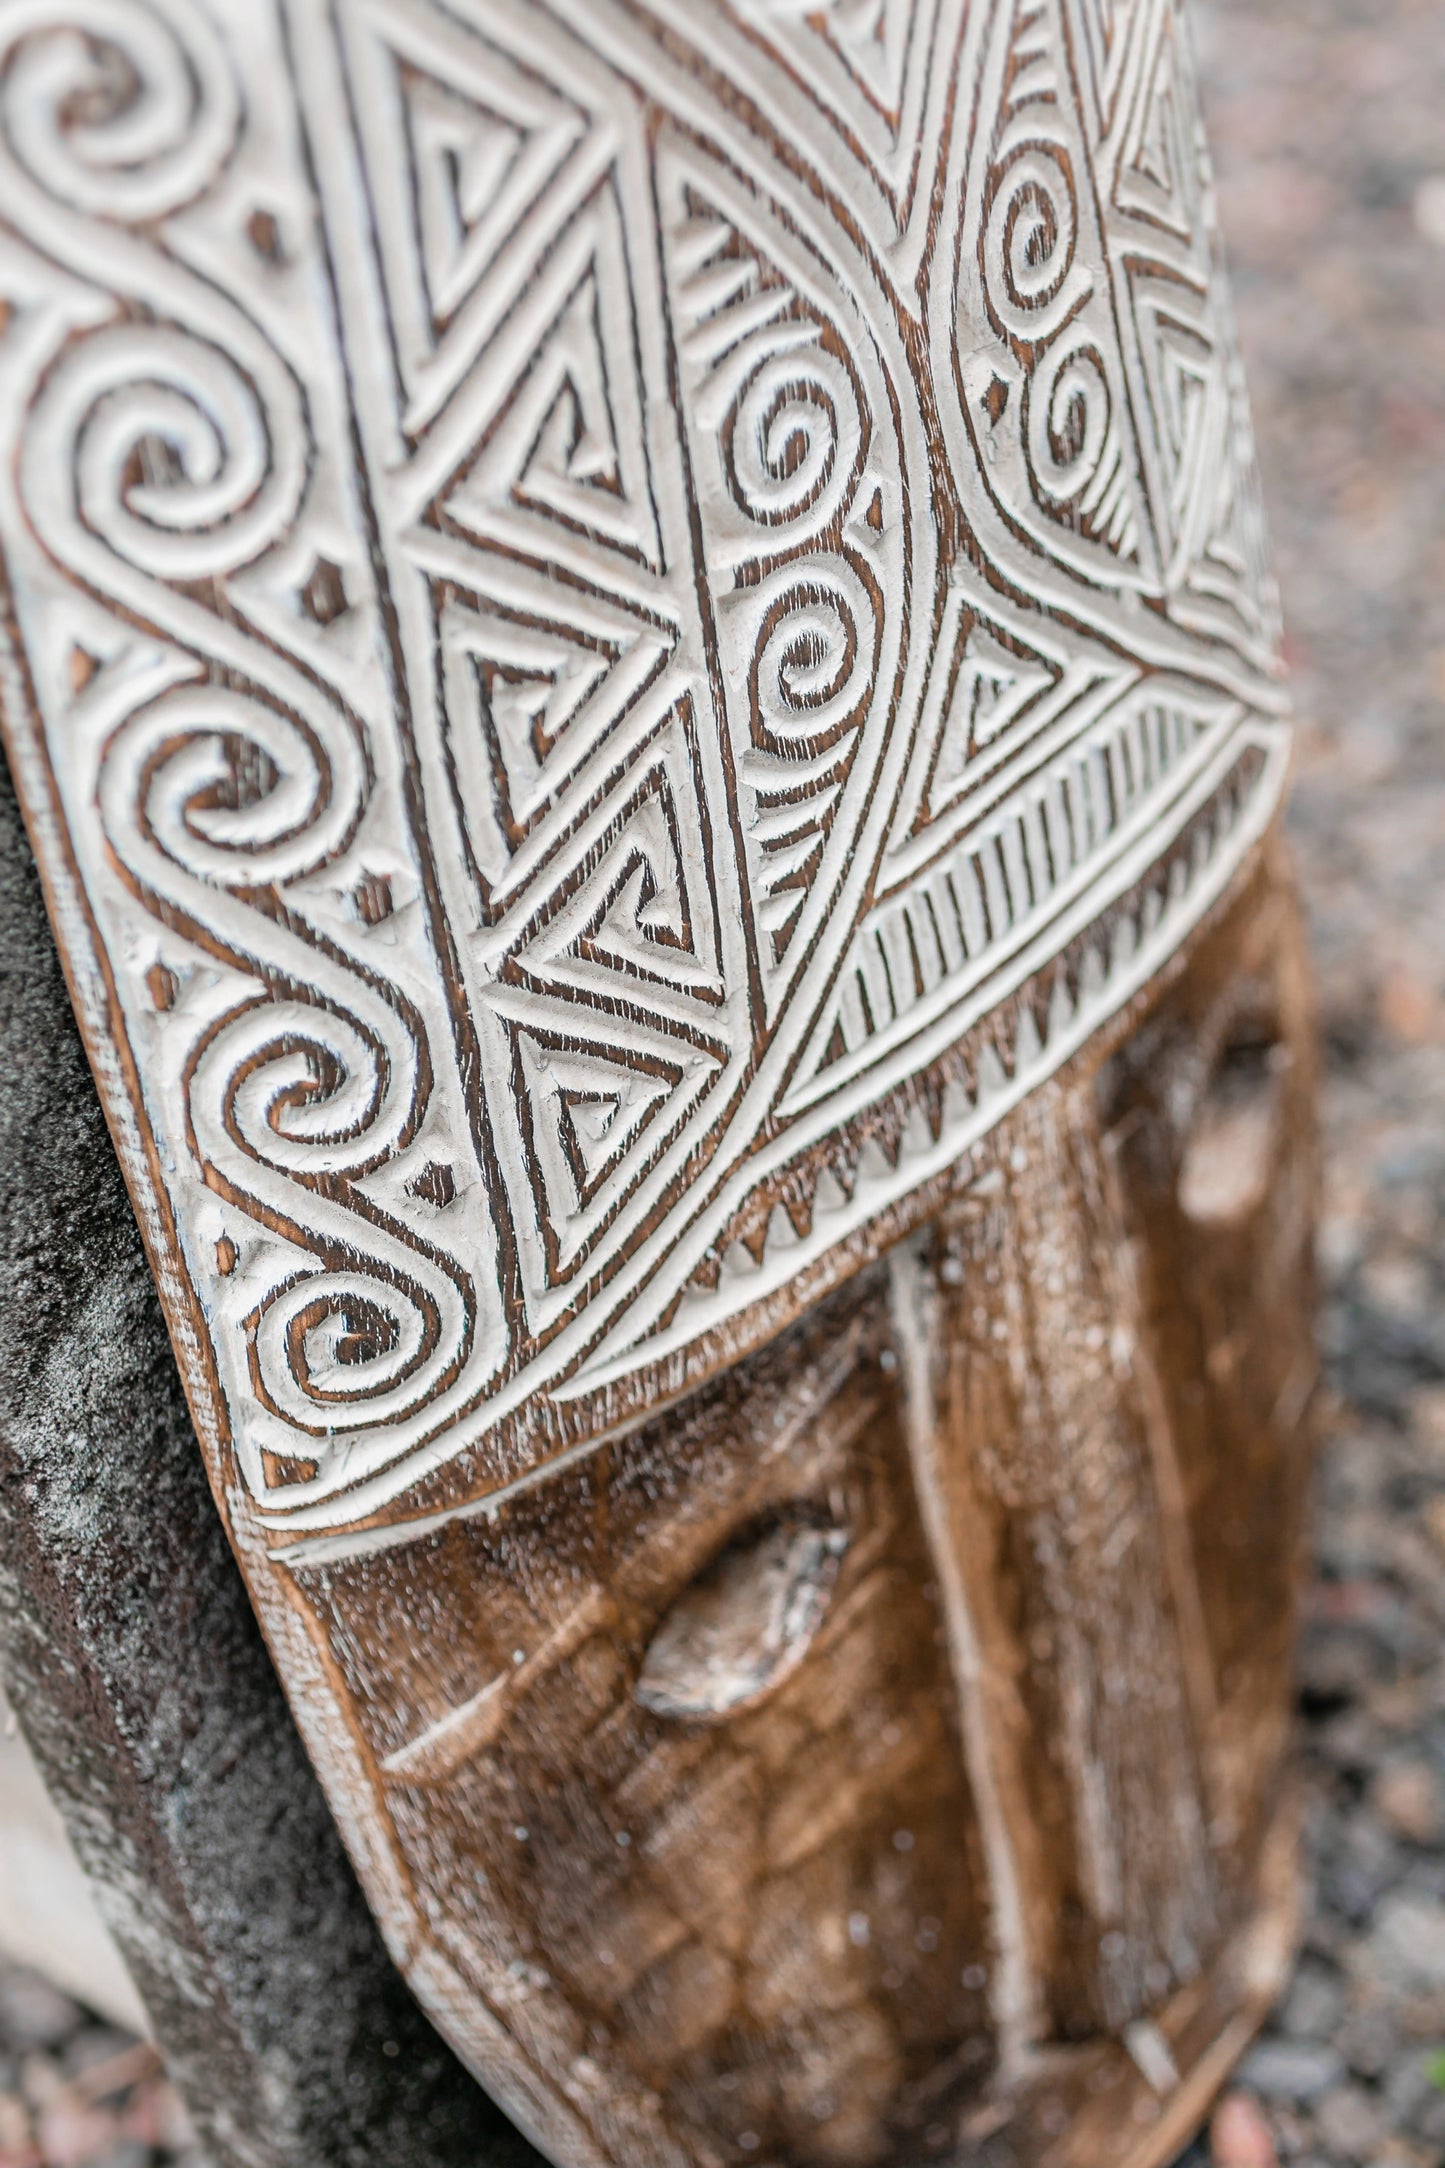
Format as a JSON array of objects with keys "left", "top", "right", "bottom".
[
  {"left": 722, "top": 328, "right": 863, "bottom": 534},
  {"left": 2, "top": 0, "right": 480, "bottom": 1472},
  {"left": 190, "top": 1007, "right": 471, "bottom": 1435},
  {"left": 100, "top": 683, "right": 472, "bottom": 1437},
  {"left": 984, "top": 145, "right": 1079, "bottom": 342},
  {"left": 25, "top": 320, "right": 308, "bottom": 587},
  {"left": 749, "top": 554, "right": 880, "bottom": 754},
  {"left": 257, "top": 1271, "right": 439, "bottom": 1418},
  {"left": 0, "top": 0, "right": 239, "bottom": 224},
  {"left": 192, "top": 998, "right": 415, "bottom": 1184},
  {"left": 101, "top": 684, "right": 364, "bottom": 895},
  {"left": 1026, "top": 333, "right": 1112, "bottom": 507}
]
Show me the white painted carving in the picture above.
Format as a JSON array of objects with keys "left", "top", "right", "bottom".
[{"left": 0, "top": 0, "right": 1289, "bottom": 1533}]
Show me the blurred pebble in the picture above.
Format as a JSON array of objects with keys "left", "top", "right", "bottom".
[
  {"left": 1210, "top": 2091, "right": 1278, "bottom": 2167},
  {"left": 0, "top": 1975, "right": 80, "bottom": 2056},
  {"left": 1315, "top": 2084, "right": 1385, "bottom": 2161},
  {"left": 1372, "top": 1760, "right": 1444, "bottom": 1846},
  {"left": 1372, "top": 1894, "right": 1445, "bottom": 1994},
  {"left": 1237, "top": 2041, "right": 1343, "bottom": 2105}
]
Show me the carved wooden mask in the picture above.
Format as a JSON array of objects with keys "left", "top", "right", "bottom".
[{"left": 0, "top": 0, "right": 1310, "bottom": 2162}]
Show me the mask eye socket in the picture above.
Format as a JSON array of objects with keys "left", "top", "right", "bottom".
[
  {"left": 1178, "top": 1019, "right": 1289, "bottom": 1231},
  {"left": 635, "top": 1511, "right": 850, "bottom": 1725}
]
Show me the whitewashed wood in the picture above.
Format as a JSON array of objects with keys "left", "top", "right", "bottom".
[{"left": 0, "top": 0, "right": 1288, "bottom": 1536}]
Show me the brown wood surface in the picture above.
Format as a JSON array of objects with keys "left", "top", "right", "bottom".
[{"left": 255, "top": 843, "right": 1317, "bottom": 2168}]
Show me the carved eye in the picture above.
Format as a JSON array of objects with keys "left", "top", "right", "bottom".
[
  {"left": 635, "top": 1513, "right": 849, "bottom": 1724},
  {"left": 1177, "top": 1022, "right": 1288, "bottom": 1229}
]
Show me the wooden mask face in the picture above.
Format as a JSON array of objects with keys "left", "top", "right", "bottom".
[{"left": 0, "top": 1, "right": 1309, "bottom": 2161}]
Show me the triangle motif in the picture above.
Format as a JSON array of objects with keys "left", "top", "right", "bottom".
[
  {"left": 516, "top": 723, "right": 727, "bottom": 1020},
  {"left": 475, "top": 651, "right": 604, "bottom": 818},
  {"left": 517, "top": 1034, "right": 675, "bottom": 1233},
  {"left": 349, "top": 8, "right": 588, "bottom": 417},
  {"left": 512, "top": 1026, "right": 720, "bottom": 1280},
  {"left": 1161, "top": 340, "right": 1212, "bottom": 534},
  {"left": 825, "top": 0, "right": 917, "bottom": 126},
  {"left": 402, "top": 66, "right": 527, "bottom": 329},
  {"left": 1115, "top": 25, "right": 1200, "bottom": 242},
  {"left": 732, "top": 0, "right": 940, "bottom": 229},
  {"left": 438, "top": 595, "right": 668, "bottom": 891},
  {"left": 581, "top": 806, "right": 719, "bottom": 1000},
  {"left": 1076, "top": 0, "right": 1145, "bottom": 132},
  {"left": 443, "top": 184, "right": 663, "bottom": 574},
  {"left": 928, "top": 621, "right": 1057, "bottom": 815},
  {"left": 516, "top": 285, "right": 626, "bottom": 518}
]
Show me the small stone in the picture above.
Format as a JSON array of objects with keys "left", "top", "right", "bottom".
[
  {"left": 61, "top": 2024, "right": 138, "bottom": 2083},
  {"left": 1424, "top": 1496, "right": 1445, "bottom": 1561},
  {"left": 0, "top": 2092, "right": 30, "bottom": 2152},
  {"left": 1237, "top": 2039, "right": 1343, "bottom": 2104},
  {"left": 1412, "top": 1384, "right": 1445, "bottom": 1457},
  {"left": 0, "top": 1969, "right": 82, "bottom": 2053},
  {"left": 1373, "top": 1760, "right": 1443, "bottom": 1845},
  {"left": 1279, "top": 1961, "right": 1346, "bottom": 2042},
  {"left": 1398, "top": 1991, "right": 1445, "bottom": 2040},
  {"left": 1320, "top": 1810, "right": 1402, "bottom": 1923},
  {"left": 1337, "top": 2003, "right": 1396, "bottom": 2081},
  {"left": 1372, "top": 1892, "right": 1445, "bottom": 1994},
  {"left": 1316, "top": 2084, "right": 1384, "bottom": 2161},
  {"left": 1210, "top": 2089, "right": 1278, "bottom": 2167}
]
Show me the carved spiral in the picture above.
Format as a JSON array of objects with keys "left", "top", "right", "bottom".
[
  {"left": 198, "top": 999, "right": 410, "bottom": 1185},
  {"left": 1026, "top": 333, "right": 1112, "bottom": 507},
  {"left": 984, "top": 145, "right": 1079, "bottom": 342},
  {"left": 26, "top": 321, "right": 308, "bottom": 587},
  {"left": 103, "top": 684, "right": 364, "bottom": 894},
  {"left": 748, "top": 555, "right": 879, "bottom": 755},
  {"left": 101, "top": 687, "right": 472, "bottom": 1436},
  {"left": 190, "top": 1005, "right": 470, "bottom": 1433},
  {"left": 722, "top": 328, "right": 863, "bottom": 534},
  {"left": 0, "top": 0, "right": 239, "bottom": 223},
  {"left": 6, "top": 11, "right": 475, "bottom": 1462},
  {"left": 254, "top": 1270, "right": 446, "bottom": 1423}
]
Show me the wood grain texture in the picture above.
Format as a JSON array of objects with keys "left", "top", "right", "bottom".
[{"left": 0, "top": 0, "right": 1315, "bottom": 2160}]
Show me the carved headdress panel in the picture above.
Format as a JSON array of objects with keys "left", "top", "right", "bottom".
[
  {"left": 0, "top": 5, "right": 1311, "bottom": 2162},
  {"left": 0, "top": 0, "right": 1285, "bottom": 1533}
]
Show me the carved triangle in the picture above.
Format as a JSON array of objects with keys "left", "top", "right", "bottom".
[
  {"left": 516, "top": 1033, "right": 676, "bottom": 1245},
  {"left": 731, "top": 0, "right": 941, "bottom": 226},
  {"left": 819, "top": 0, "right": 918, "bottom": 126},
  {"left": 443, "top": 179, "right": 663, "bottom": 573},
  {"left": 510, "top": 1020, "right": 719, "bottom": 1280},
  {"left": 1074, "top": 0, "right": 1147, "bottom": 133},
  {"left": 401, "top": 65, "right": 528, "bottom": 328},
  {"left": 925, "top": 617, "right": 1058, "bottom": 817},
  {"left": 1115, "top": 18, "right": 1200, "bottom": 241},
  {"left": 514, "top": 707, "right": 727, "bottom": 1026},
  {"left": 347, "top": 4, "right": 585, "bottom": 411},
  {"left": 438, "top": 593, "right": 670, "bottom": 891},
  {"left": 1128, "top": 294, "right": 1218, "bottom": 562}
]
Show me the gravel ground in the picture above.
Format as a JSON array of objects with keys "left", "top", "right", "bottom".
[
  {"left": 1177, "top": 0, "right": 1445, "bottom": 2162},
  {"left": 3, "top": 0, "right": 1445, "bottom": 2163}
]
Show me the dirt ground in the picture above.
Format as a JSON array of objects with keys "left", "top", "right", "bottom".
[{"left": 3, "top": 0, "right": 1445, "bottom": 2164}]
